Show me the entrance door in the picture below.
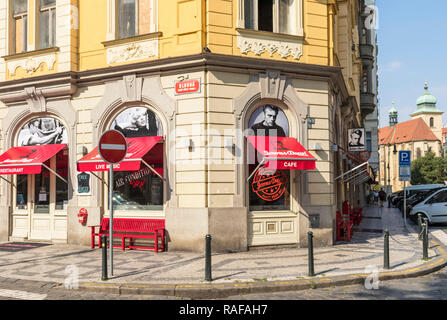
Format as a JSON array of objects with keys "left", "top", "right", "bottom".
[{"left": 11, "top": 152, "right": 68, "bottom": 241}]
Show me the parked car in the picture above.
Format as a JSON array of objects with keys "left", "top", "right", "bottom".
[
  {"left": 401, "top": 187, "right": 446, "bottom": 215},
  {"left": 395, "top": 184, "right": 444, "bottom": 209},
  {"left": 409, "top": 187, "right": 447, "bottom": 224}
]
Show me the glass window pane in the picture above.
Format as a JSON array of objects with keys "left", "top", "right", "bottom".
[
  {"left": 16, "top": 175, "right": 28, "bottom": 210},
  {"left": 249, "top": 165, "right": 290, "bottom": 211},
  {"left": 39, "top": 9, "right": 50, "bottom": 49},
  {"left": 112, "top": 166, "right": 163, "bottom": 211},
  {"left": 258, "top": 0, "right": 273, "bottom": 32},
  {"left": 279, "top": 0, "right": 296, "bottom": 34},
  {"left": 119, "top": 0, "right": 136, "bottom": 39},
  {"left": 138, "top": 0, "right": 151, "bottom": 34},
  {"left": 244, "top": 0, "right": 255, "bottom": 29},
  {"left": 13, "top": 0, "right": 27, "bottom": 15},
  {"left": 51, "top": 8, "right": 56, "bottom": 47},
  {"left": 40, "top": 0, "right": 56, "bottom": 8},
  {"left": 35, "top": 160, "right": 50, "bottom": 213},
  {"left": 55, "top": 150, "right": 68, "bottom": 210}
]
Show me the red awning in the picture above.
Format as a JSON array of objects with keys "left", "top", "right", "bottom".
[
  {"left": 247, "top": 136, "right": 316, "bottom": 170},
  {"left": 77, "top": 136, "right": 162, "bottom": 173},
  {"left": 0, "top": 144, "right": 67, "bottom": 175}
]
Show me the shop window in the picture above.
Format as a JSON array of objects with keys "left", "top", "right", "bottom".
[
  {"left": 39, "top": 0, "right": 56, "bottom": 49},
  {"left": 16, "top": 174, "right": 28, "bottom": 210},
  {"left": 247, "top": 104, "right": 290, "bottom": 211},
  {"left": 118, "top": 0, "right": 152, "bottom": 39},
  {"left": 55, "top": 149, "right": 68, "bottom": 210},
  {"left": 35, "top": 159, "right": 51, "bottom": 213},
  {"left": 13, "top": 0, "right": 28, "bottom": 54},
  {"left": 109, "top": 106, "right": 163, "bottom": 211},
  {"left": 242, "top": 0, "right": 302, "bottom": 36}
]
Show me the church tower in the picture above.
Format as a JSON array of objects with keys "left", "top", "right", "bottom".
[
  {"left": 411, "top": 82, "right": 444, "bottom": 141},
  {"left": 389, "top": 101, "right": 398, "bottom": 127}
]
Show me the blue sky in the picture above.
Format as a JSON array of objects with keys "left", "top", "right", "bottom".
[{"left": 377, "top": 0, "right": 447, "bottom": 128}]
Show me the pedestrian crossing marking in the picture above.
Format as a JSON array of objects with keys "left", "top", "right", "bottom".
[{"left": 0, "top": 289, "right": 47, "bottom": 300}]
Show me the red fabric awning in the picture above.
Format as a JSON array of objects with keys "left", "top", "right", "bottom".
[
  {"left": 77, "top": 136, "right": 162, "bottom": 172},
  {"left": 0, "top": 144, "right": 67, "bottom": 175},
  {"left": 247, "top": 136, "right": 316, "bottom": 170}
]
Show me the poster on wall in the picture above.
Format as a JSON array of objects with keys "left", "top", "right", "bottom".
[
  {"left": 17, "top": 118, "right": 68, "bottom": 146},
  {"left": 248, "top": 104, "right": 289, "bottom": 137},
  {"left": 348, "top": 128, "right": 366, "bottom": 152},
  {"left": 110, "top": 107, "right": 162, "bottom": 138},
  {"left": 76, "top": 171, "right": 91, "bottom": 196}
]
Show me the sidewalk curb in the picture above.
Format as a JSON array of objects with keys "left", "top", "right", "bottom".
[{"left": 76, "top": 238, "right": 447, "bottom": 299}]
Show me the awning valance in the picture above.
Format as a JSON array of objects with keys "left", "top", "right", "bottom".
[
  {"left": 0, "top": 144, "right": 67, "bottom": 175},
  {"left": 77, "top": 136, "right": 163, "bottom": 177},
  {"left": 247, "top": 136, "right": 316, "bottom": 170}
]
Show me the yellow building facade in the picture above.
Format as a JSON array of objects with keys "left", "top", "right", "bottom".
[{"left": 0, "top": 0, "right": 371, "bottom": 251}]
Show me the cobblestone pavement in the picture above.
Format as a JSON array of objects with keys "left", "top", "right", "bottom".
[
  {"left": 0, "top": 205, "right": 433, "bottom": 286},
  {"left": 222, "top": 266, "right": 447, "bottom": 300}
]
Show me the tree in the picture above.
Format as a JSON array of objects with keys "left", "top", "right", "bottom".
[{"left": 411, "top": 152, "right": 447, "bottom": 185}]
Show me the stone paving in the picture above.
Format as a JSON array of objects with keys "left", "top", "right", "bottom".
[{"left": 0, "top": 205, "right": 437, "bottom": 287}]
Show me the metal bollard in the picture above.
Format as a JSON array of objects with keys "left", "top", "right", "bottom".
[
  {"left": 101, "top": 235, "right": 108, "bottom": 281},
  {"left": 384, "top": 230, "right": 390, "bottom": 269},
  {"left": 205, "top": 234, "right": 212, "bottom": 282},
  {"left": 308, "top": 231, "right": 315, "bottom": 277},
  {"left": 422, "top": 219, "right": 429, "bottom": 260},
  {"left": 417, "top": 214, "right": 422, "bottom": 240}
]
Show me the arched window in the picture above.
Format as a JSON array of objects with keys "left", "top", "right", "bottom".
[
  {"left": 430, "top": 117, "right": 434, "bottom": 128},
  {"left": 109, "top": 106, "right": 164, "bottom": 211},
  {"left": 247, "top": 104, "right": 290, "bottom": 211},
  {"left": 416, "top": 148, "right": 421, "bottom": 159}
]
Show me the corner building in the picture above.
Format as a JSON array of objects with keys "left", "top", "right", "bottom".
[{"left": 0, "top": 0, "right": 372, "bottom": 251}]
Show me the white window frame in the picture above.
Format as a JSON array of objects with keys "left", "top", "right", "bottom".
[
  {"left": 237, "top": 0, "right": 303, "bottom": 37},
  {"left": 38, "top": 0, "right": 56, "bottom": 49},
  {"left": 107, "top": 0, "right": 158, "bottom": 41}
]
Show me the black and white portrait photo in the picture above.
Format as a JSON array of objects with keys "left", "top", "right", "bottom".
[
  {"left": 348, "top": 128, "right": 366, "bottom": 152},
  {"left": 111, "top": 107, "right": 162, "bottom": 138},
  {"left": 18, "top": 118, "right": 68, "bottom": 146},
  {"left": 248, "top": 105, "right": 288, "bottom": 137}
]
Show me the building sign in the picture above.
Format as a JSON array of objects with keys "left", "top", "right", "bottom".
[
  {"left": 399, "top": 151, "right": 411, "bottom": 181},
  {"left": 251, "top": 166, "right": 288, "bottom": 202},
  {"left": 348, "top": 128, "right": 366, "bottom": 152},
  {"left": 76, "top": 172, "right": 91, "bottom": 196},
  {"left": 175, "top": 79, "right": 201, "bottom": 95}
]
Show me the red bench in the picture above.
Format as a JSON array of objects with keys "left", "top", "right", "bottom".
[{"left": 91, "top": 218, "right": 165, "bottom": 252}]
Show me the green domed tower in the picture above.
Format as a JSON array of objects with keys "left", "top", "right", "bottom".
[
  {"left": 389, "top": 101, "right": 398, "bottom": 127},
  {"left": 411, "top": 82, "right": 444, "bottom": 140}
]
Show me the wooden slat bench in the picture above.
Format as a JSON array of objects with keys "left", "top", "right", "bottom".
[{"left": 90, "top": 218, "right": 165, "bottom": 252}]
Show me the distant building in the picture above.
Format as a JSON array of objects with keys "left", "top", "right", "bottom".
[{"left": 378, "top": 83, "right": 444, "bottom": 192}]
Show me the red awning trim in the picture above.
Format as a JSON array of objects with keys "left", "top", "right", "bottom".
[
  {"left": 77, "top": 136, "right": 163, "bottom": 173},
  {"left": 0, "top": 144, "right": 67, "bottom": 175},
  {"left": 247, "top": 136, "right": 316, "bottom": 171}
]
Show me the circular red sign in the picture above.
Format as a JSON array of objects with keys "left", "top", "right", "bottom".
[
  {"left": 98, "top": 130, "right": 127, "bottom": 164},
  {"left": 251, "top": 166, "right": 288, "bottom": 202},
  {"left": 79, "top": 208, "right": 87, "bottom": 215}
]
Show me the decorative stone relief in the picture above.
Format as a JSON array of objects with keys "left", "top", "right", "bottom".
[
  {"left": 237, "top": 32, "right": 303, "bottom": 61},
  {"left": 8, "top": 54, "right": 57, "bottom": 76},
  {"left": 24, "top": 87, "right": 46, "bottom": 113},
  {"left": 107, "top": 40, "right": 158, "bottom": 64}
]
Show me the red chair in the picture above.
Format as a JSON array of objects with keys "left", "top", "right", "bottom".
[{"left": 336, "top": 210, "right": 353, "bottom": 242}]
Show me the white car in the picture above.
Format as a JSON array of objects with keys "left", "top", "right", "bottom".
[{"left": 409, "top": 187, "right": 447, "bottom": 224}]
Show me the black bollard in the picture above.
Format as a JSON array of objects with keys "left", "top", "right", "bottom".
[
  {"left": 101, "top": 235, "right": 108, "bottom": 281},
  {"left": 205, "top": 234, "right": 212, "bottom": 282},
  {"left": 308, "top": 231, "right": 315, "bottom": 277},
  {"left": 384, "top": 230, "right": 390, "bottom": 269},
  {"left": 417, "top": 214, "right": 422, "bottom": 240},
  {"left": 422, "top": 219, "right": 429, "bottom": 260}
]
